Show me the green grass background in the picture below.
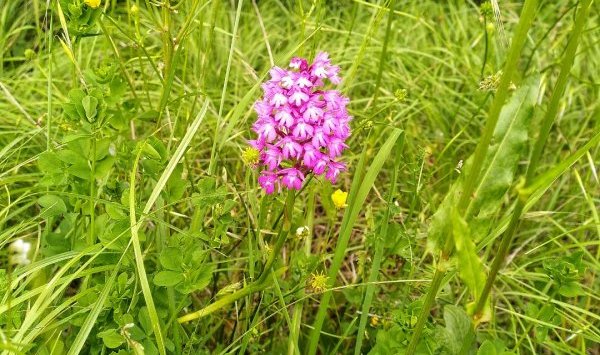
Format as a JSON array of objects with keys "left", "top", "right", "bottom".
[{"left": 0, "top": 0, "right": 599, "bottom": 353}]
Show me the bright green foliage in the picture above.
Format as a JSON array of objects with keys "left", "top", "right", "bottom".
[
  {"left": 154, "top": 246, "right": 213, "bottom": 293},
  {"left": 58, "top": 0, "right": 102, "bottom": 36},
  {"left": 428, "top": 77, "right": 540, "bottom": 250},
  {"left": 437, "top": 306, "right": 475, "bottom": 354},
  {"left": 477, "top": 339, "right": 515, "bottom": 355},
  {"left": 543, "top": 251, "right": 586, "bottom": 297},
  {"left": 0, "top": 1, "right": 598, "bottom": 354},
  {"left": 467, "top": 77, "right": 539, "bottom": 222},
  {"left": 38, "top": 194, "right": 67, "bottom": 218},
  {"left": 451, "top": 211, "right": 489, "bottom": 319}
]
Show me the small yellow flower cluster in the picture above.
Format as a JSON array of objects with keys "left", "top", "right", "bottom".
[
  {"left": 370, "top": 315, "right": 380, "bottom": 327},
  {"left": 478, "top": 71, "right": 502, "bottom": 92},
  {"left": 262, "top": 244, "right": 272, "bottom": 259},
  {"left": 308, "top": 271, "right": 329, "bottom": 293},
  {"left": 479, "top": 71, "right": 516, "bottom": 92},
  {"left": 242, "top": 147, "right": 260, "bottom": 167},
  {"left": 394, "top": 88, "right": 407, "bottom": 102}
]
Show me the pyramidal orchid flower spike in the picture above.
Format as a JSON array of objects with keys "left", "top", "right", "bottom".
[{"left": 250, "top": 52, "right": 352, "bottom": 194}]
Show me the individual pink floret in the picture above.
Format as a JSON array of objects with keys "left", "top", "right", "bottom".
[
  {"left": 280, "top": 168, "right": 305, "bottom": 190},
  {"left": 258, "top": 171, "right": 278, "bottom": 194}
]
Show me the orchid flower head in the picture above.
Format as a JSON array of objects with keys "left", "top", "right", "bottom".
[{"left": 249, "top": 52, "right": 352, "bottom": 194}]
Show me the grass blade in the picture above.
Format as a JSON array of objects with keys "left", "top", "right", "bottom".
[
  {"left": 307, "top": 128, "right": 404, "bottom": 355},
  {"left": 354, "top": 133, "right": 404, "bottom": 354},
  {"left": 129, "top": 149, "right": 166, "bottom": 355}
]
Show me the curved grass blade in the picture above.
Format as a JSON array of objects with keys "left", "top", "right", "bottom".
[{"left": 129, "top": 149, "right": 166, "bottom": 355}]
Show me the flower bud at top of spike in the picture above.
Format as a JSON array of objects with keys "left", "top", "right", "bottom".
[{"left": 480, "top": 2, "right": 493, "bottom": 19}]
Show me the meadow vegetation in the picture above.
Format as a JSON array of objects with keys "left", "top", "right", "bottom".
[{"left": 0, "top": 0, "right": 599, "bottom": 353}]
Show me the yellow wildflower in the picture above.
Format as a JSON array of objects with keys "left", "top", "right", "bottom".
[
  {"left": 84, "top": 0, "right": 101, "bottom": 9},
  {"left": 331, "top": 189, "right": 348, "bottom": 209}
]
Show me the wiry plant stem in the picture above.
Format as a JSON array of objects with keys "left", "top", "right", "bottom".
[{"left": 373, "top": 0, "right": 396, "bottom": 103}]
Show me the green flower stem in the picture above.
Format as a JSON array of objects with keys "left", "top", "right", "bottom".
[
  {"left": 480, "top": 15, "right": 489, "bottom": 79},
  {"left": 257, "top": 190, "right": 295, "bottom": 284},
  {"left": 405, "top": 0, "right": 539, "bottom": 352},
  {"left": 373, "top": 0, "right": 396, "bottom": 103},
  {"left": 288, "top": 188, "right": 315, "bottom": 355},
  {"left": 88, "top": 132, "right": 96, "bottom": 246},
  {"left": 178, "top": 190, "right": 296, "bottom": 323},
  {"left": 472, "top": 0, "right": 592, "bottom": 317},
  {"left": 406, "top": 265, "right": 446, "bottom": 351}
]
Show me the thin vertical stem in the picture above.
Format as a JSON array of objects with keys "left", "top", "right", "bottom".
[
  {"left": 88, "top": 133, "right": 96, "bottom": 245},
  {"left": 257, "top": 190, "right": 295, "bottom": 284},
  {"left": 208, "top": 0, "right": 243, "bottom": 175},
  {"left": 456, "top": 0, "right": 539, "bottom": 214},
  {"left": 355, "top": 134, "right": 404, "bottom": 353},
  {"left": 288, "top": 188, "right": 315, "bottom": 355},
  {"left": 373, "top": 0, "right": 396, "bottom": 103},
  {"left": 307, "top": 129, "right": 402, "bottom": 355},
  {"left": 46, "top": 12, "right": 53, "bottom": 151},
  {"left": 481, "top": 16, "right": 489, "bottom": 79}
]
